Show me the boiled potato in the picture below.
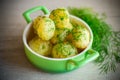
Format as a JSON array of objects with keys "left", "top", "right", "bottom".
[
  {"left": 50, "top": 28, "right": 68, "bottom": 44},
  {"left": 33, "top": 16, "right": 55, "bottom": 40},
  {"left": 52, "top": 43, "right": 78, "bottom": 58},
  {"left": 29, "top": 36, "right": 52, "bottom": 56},
  {"left": 51, "top": 23, "right": 73, "bottom": 44},
  {"left": 49, "top": 8, "right": 72, "bottom": 30},
  {"left": 71, "top": 25, "right": 90, "bottom": 50}
]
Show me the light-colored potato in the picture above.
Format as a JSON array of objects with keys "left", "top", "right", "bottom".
[
  {"left": 50, "top": 28, "right": 69, "bottom": 44},
  {"left": 71, "top": 25, "right": 90, "bottom": 50},
  {"left": 52, "top": 43, "right": 78, "bottom": 58},
  {"left": 49, "top": 8, "right": 72, "bottom": 30},
  {"left": 50, "top": 23, "right": 73, "bottom": 44},
  {"left": 33, "top": 16, "right": 55, "bottom": 40},
  {"left": 29, "top": 36, "right": 52, "bottom": 56}
]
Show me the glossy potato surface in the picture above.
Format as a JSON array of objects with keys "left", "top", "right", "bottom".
[
  {"left": 49, "top": 8, "right": 72, "bottom": 30},
  {"left": 52, "top": 43, "right": 78, "bottom": 58},
  {"left": 33, "top": 16, "right": 55, "bottom": 40},
  {"left": 29, "top": 36, "right": 52, "bottom": 56}
]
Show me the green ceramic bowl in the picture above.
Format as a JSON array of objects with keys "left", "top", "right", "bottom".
[{"left": 22, "top": 6, "right": 99, "bottom": 73}]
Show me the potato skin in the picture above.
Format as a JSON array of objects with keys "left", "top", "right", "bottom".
[
  {"left": 33, "top": 16, "right": 55, "bottom": 40},
  {"left": 71, "top": 25, "right": 90, "bottom": 50},
  {"left": 50, "top": 28, "right": 68, "bottom": 44},
  {"left": 52, "top": 43, "right": 78, "bottom": 58},
  {"left": 49, "top": 8, "right": 72, "bottom": 30},
  {"left": 29, "top": 36, "right": 52, "bottom": 56}
]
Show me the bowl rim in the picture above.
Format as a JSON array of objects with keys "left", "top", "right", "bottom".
[{"left": 23, "top": 15, "right": 93, "bottom": 61}]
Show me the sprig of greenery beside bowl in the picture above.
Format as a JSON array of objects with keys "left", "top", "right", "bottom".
[{"left": 68, "top": 7, "right": 120, "bottom": 73}]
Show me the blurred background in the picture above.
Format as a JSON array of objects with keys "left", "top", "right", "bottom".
[{"left": 0, "top": 0, "right": 120, "bottom": 80}]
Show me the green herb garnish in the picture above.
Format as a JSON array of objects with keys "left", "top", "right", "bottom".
[{"left": 68, "top": 7, "right": 120, "bottom": 73}]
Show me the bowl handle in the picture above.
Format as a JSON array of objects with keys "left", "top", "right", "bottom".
[
  {"left": 23, "top": 6, "right": 50, "bottom": 23},
  {"left": 66, "top": 49, "right": 99, "bottom": 71}
]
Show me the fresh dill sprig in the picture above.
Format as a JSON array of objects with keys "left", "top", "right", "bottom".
[{"left": 68, "top": 7, "right": 120, "bottom": 73}]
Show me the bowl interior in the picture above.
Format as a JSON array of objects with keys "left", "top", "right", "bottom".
[{"left": 23, "top": 15, "right": 93, "bottom": 61}]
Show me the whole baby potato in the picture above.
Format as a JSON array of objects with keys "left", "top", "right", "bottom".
[
  {"left": 33, "top": 16, "right": 55, "bottom": 40},
  {"left": 50, "top": 28, "right": 69, "bottom": 44},
  {"left": 52, "top": 43, "right": 78, "bottom": 58},
  {"left": 71, "top": 25, "right": 90, "bottom": 50},
  {"left": 50, "top": 23, "right": 73, "bottom": 44},
  {"left": 29, "top": 36, "right": 52, "bottom": 56},
  {"left": 49, "top": 8, "right": 72, "bottom": 30}
]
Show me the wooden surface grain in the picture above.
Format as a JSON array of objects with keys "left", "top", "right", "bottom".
[{"left": 0, "top": 0, "right": 120, "bottom": 80}]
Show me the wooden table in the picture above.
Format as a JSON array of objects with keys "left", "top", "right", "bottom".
[{"left": 0, "top": 0, "right": 120, "bottom": 80}]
